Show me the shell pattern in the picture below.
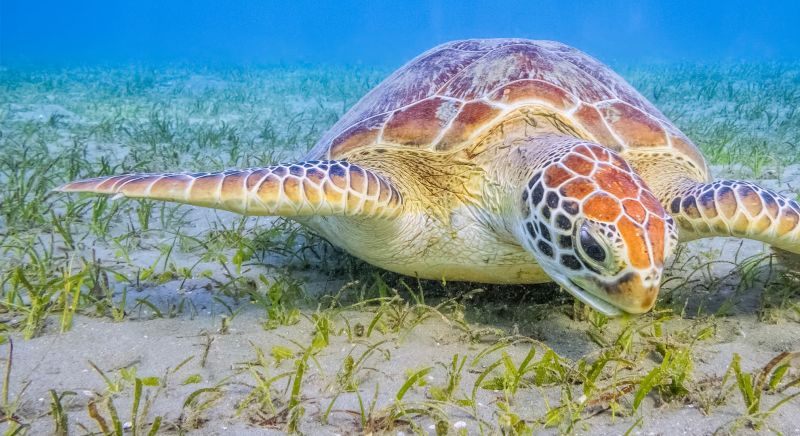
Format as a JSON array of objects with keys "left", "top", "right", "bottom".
[{"left": 308, "top": 39, "right": 707, "bottom": 177}]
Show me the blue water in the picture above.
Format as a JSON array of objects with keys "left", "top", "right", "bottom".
[{"left": 2, "top": 0, "right": 799, "bottom": 67}]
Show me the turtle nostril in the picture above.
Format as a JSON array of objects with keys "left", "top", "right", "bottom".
[{"left": 642, "top": 269, "right": 661, "bottom": 284}]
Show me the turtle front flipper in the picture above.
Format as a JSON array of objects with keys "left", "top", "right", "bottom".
[
  {"left": 57, "top": 161, "right": 403, "bottom": 219},
  {"left": 664, "top": 179, "right": 800, "bottom": 253}
]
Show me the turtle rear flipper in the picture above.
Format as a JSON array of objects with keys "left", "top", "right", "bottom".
[
  {"left": 57, "top": 161, "right": 402, "bottom": 219},
  {"left": 662, "top": 179, "right": 800, "bottom": 255}
]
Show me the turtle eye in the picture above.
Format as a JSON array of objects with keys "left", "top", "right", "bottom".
[
  {"left": 577, "top": 224, "right": 613, "bottom": 271},
  {"left": 579, "top": 228, "right": 605, "bottom": 262}
]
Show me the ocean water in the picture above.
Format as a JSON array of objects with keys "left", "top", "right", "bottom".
[{"left": 2, "top": 0, "right": 799, "bottom": 66}]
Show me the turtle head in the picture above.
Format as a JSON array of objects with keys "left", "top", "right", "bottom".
[{"left": 517, "top": 141, "right": 678, "bottom": 316}]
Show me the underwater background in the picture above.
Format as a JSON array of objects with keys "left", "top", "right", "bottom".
[
  {"left": 3, "top": 0, "right": 800, "bottom": 66},
  {"left": 2, "top": 1, "right": 800, "bottom": 435}
]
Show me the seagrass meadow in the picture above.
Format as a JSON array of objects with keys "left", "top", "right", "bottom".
[{"left": 1, "top": 63, "right": 800, "bottom": 434}]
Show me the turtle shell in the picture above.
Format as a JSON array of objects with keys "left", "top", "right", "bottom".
[{"left": 307, "top": 39, "right": 707, "bottom": 177}]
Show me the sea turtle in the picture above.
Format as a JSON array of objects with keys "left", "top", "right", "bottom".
[{"left": 58, "top": 39, "right": 800, "bottom": 316}]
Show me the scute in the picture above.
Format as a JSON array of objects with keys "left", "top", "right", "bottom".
[
  {"left": 307, "top": 39, "right": 707, "bottom": 177},
  {"left": 382, "top": 97, "right": 461, "bottom": 146},
  {"left": 490, "top": 79, "right": 577, "bottom": 110},
  {"left": 573, "top": 104, "right": 620, "bottom": 148},
  {"left": 597, "top": 101, "right": 667, "bottom": 147},
  {"left": 329, "top": 112, "right": 388, "bottom": 157},
  {"left": 437, "top": 101, "right": 503, "bottom": 150}
]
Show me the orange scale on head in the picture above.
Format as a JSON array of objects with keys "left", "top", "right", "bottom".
[
  {"left": 562, "top": 153, "right": 595, "bottom": 176},
  {"left": 618, "top": 216, "right": 651, "bottom": 269},
  {"left": 560, "top": 177, "right": 597, "bottom": 200},
  {"left": 640, "top": 190, "right": 665, "bottom": 216},
  {"left": 583, "top": 193, "right": 622, "bottom": 222},
  {"left": 646, "top": 217, "right": 666, "bottom": 267},
  {"left": 623, "top": 199, "right": 647, "bottom": 224},
  {"left": 544, "top": 164, "right": 573, "bottom": 188},
  {"left": 594, "top": 164, "right": 640, "bottom": 199}
]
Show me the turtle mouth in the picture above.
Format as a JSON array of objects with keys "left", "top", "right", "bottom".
[{"left": 565, "top": 278, "right": 624, "bottom": 317}]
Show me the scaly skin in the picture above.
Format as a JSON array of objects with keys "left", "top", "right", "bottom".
[
  {"left": 665, "top": 178, "right": 800, "bottom": 251},
  {"left": 57, "top": 161, "right": 403, "bottom": 219}
]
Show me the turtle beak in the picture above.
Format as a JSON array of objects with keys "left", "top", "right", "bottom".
[
  {"left": 611, "top": 273, "right": 659, "bottom": 314},
  {"left": 571, "top": 272, "right": 659, "bottom": 315},
  {"left": 562, "top": 278, "right": 624, "bottom": 316}
]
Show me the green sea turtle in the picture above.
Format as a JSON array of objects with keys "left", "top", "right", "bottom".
[{"left": 58, "top": 39, "right": 800, "bottom": 316}]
